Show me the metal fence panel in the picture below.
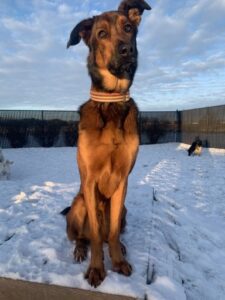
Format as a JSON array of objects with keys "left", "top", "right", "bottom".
[
  {"left": 139, "top": 111, "right": 179, "bottom": 144},
  {"left": 181, "top": 105, "right": 225, "bottom": 148},
  {"left": 1, "top": 105, "right": 225, "bottom": 149},
  {"left": 0, "top": 110, "right": 42, "bottom": 120},
  {"left": 0, "top": 110, "right": 79, "bottom": 148}
]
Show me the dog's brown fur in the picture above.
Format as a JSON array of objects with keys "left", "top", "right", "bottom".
[{"left": 65, "top": 0, "right": 151, "bottom": 287}]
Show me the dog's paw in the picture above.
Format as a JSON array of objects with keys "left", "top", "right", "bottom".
[
  {"left": 112, "top": 259, "right": 132, "bottom": 276},
  {"left": 85, "top": 265, "right": 106, "bottom": 287},
  {"left": 74, "top": 244, "right": 88, "bottom": 263}
]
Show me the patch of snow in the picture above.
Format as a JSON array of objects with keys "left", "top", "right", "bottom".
[{"left": 1, "top": 144, "right": 225, "bottom": 299}]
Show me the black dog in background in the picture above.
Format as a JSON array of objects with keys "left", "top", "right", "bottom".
[{"left": 188, "top": 137, "right": 202, "bottom": 156}]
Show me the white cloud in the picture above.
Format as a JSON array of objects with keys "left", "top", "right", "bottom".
[
  {"left": 58, "top": 3, "right": 71, "bottom": 15},
  {"left": 2, "top": 18, "right": 37, "bottom": 31}
]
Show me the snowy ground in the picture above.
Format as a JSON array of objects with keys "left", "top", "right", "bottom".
[{"left": 0, "top": 143, "right": 225, "bottom": 300}]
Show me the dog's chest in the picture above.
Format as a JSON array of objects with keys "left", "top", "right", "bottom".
[
  {"left": 79, "top": 101, "right": 135, "bottom": 148},
  {"left": 78, "top": 100, "right": 138, "bottom": 175},
  {"left": 84, "top": 126, "right": 137, "bottom": 197},
  {"left": 100, "top": 121, "right": 125, "bottom": 146},
  {"left": 79, "top": 120, "right": 135, "bottom": 159}
]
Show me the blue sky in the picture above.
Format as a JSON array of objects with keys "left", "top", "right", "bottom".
[{"left": 0, "top": 0, "right": 225, "bottom": 111}]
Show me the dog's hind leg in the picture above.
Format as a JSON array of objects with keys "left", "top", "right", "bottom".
[
  {"left": 66, "top": 192, "right": 90, "bottom": 262},
  {"left": 74, "top": 238, "right": 89, "bottom": 263}
]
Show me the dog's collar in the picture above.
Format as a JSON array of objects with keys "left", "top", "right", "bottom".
[{"left": 90, "top": 89, "right": 130, "bottom": 103}]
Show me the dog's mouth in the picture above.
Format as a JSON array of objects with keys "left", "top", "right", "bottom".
[{"left": 108, "top": 58, "right": 137, "bottom": 79}]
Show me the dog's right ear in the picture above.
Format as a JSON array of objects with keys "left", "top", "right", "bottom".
[{"left": 67, "top": 18, "right": 94, "bottom": 48}]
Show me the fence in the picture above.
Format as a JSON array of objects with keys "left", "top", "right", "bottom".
[
  {"left": 0, "top": 110, "right": 79, "bottom": 148},
  {"left": 138, "top": 111, "right": 179, "bottom": 144},
  {"left": 181, "top": 105, "right": 225, "bottom": 148},
  {"left": 0, "top": 105, "right": 225, "bottom": 149}
]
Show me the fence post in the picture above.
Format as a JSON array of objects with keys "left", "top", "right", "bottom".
[
  {"left": 41, "top": 110, "right": 45, "bottom": 147},
  {"left": 176, "top": 110, "right": 181, "bottom": 143},
  {"left": 138, "top": 112, "right": 142, "bottom": 145}
]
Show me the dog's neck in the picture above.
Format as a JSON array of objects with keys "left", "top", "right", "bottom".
[{"left": 90, "top": 87, "right": 130, "bottom": 103}]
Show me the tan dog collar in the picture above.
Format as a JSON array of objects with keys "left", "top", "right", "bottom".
[{"left": 90, "top": 89, "right": 130, "bottom": 103}]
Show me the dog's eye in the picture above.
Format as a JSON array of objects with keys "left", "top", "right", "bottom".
[
  {"left": 124, "top": 24, "right": 132, "bottom": 33},
  {"left": 98, "top": 30, "right": 108, "bottom": 39}
]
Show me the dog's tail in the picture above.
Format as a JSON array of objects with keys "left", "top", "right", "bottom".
[{"left": 60, "top": 206, "right": 71, "bottom": 216}]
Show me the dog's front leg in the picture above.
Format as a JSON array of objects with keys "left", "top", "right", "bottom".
[
  {"left": 109, "top": 179, "right": 132, "bottom": 276},
  {"left": 83, "top": 179, "right": 106, "bottom": 287}
]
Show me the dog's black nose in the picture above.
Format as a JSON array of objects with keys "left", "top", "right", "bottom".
[{"left": 118, "top": 43, "right": 134, "bottom": 57}]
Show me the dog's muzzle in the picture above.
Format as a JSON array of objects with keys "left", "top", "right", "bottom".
[
  {"left": 108, "top": 57, "right": 137, "bottom": 79},
  {"left": 118, "top": 43, "right": 134, "bottom": 57},
  {"left": 108, "top": 41, "right": 137, "bottom": 79}
]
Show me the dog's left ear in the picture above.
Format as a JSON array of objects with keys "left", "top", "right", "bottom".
[{"left": 118, "top": 0, "right": 151, "bottom": 25}]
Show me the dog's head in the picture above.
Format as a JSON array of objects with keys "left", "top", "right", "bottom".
[{"left": 67, "top": 0, "right": 151, "bottom": 93}]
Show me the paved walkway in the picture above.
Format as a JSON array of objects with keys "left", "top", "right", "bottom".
[{"left": 0, "top": 278, "right": 136, "bottom": 300}]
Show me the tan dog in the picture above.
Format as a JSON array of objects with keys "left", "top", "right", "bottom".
[{"left": 64, "top": 0, "right": 151, "bottom": 287}]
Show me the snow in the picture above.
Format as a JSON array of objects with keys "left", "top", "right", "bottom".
[{"left": 0, "top": 143, "right": 225, "bottom": 299}]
